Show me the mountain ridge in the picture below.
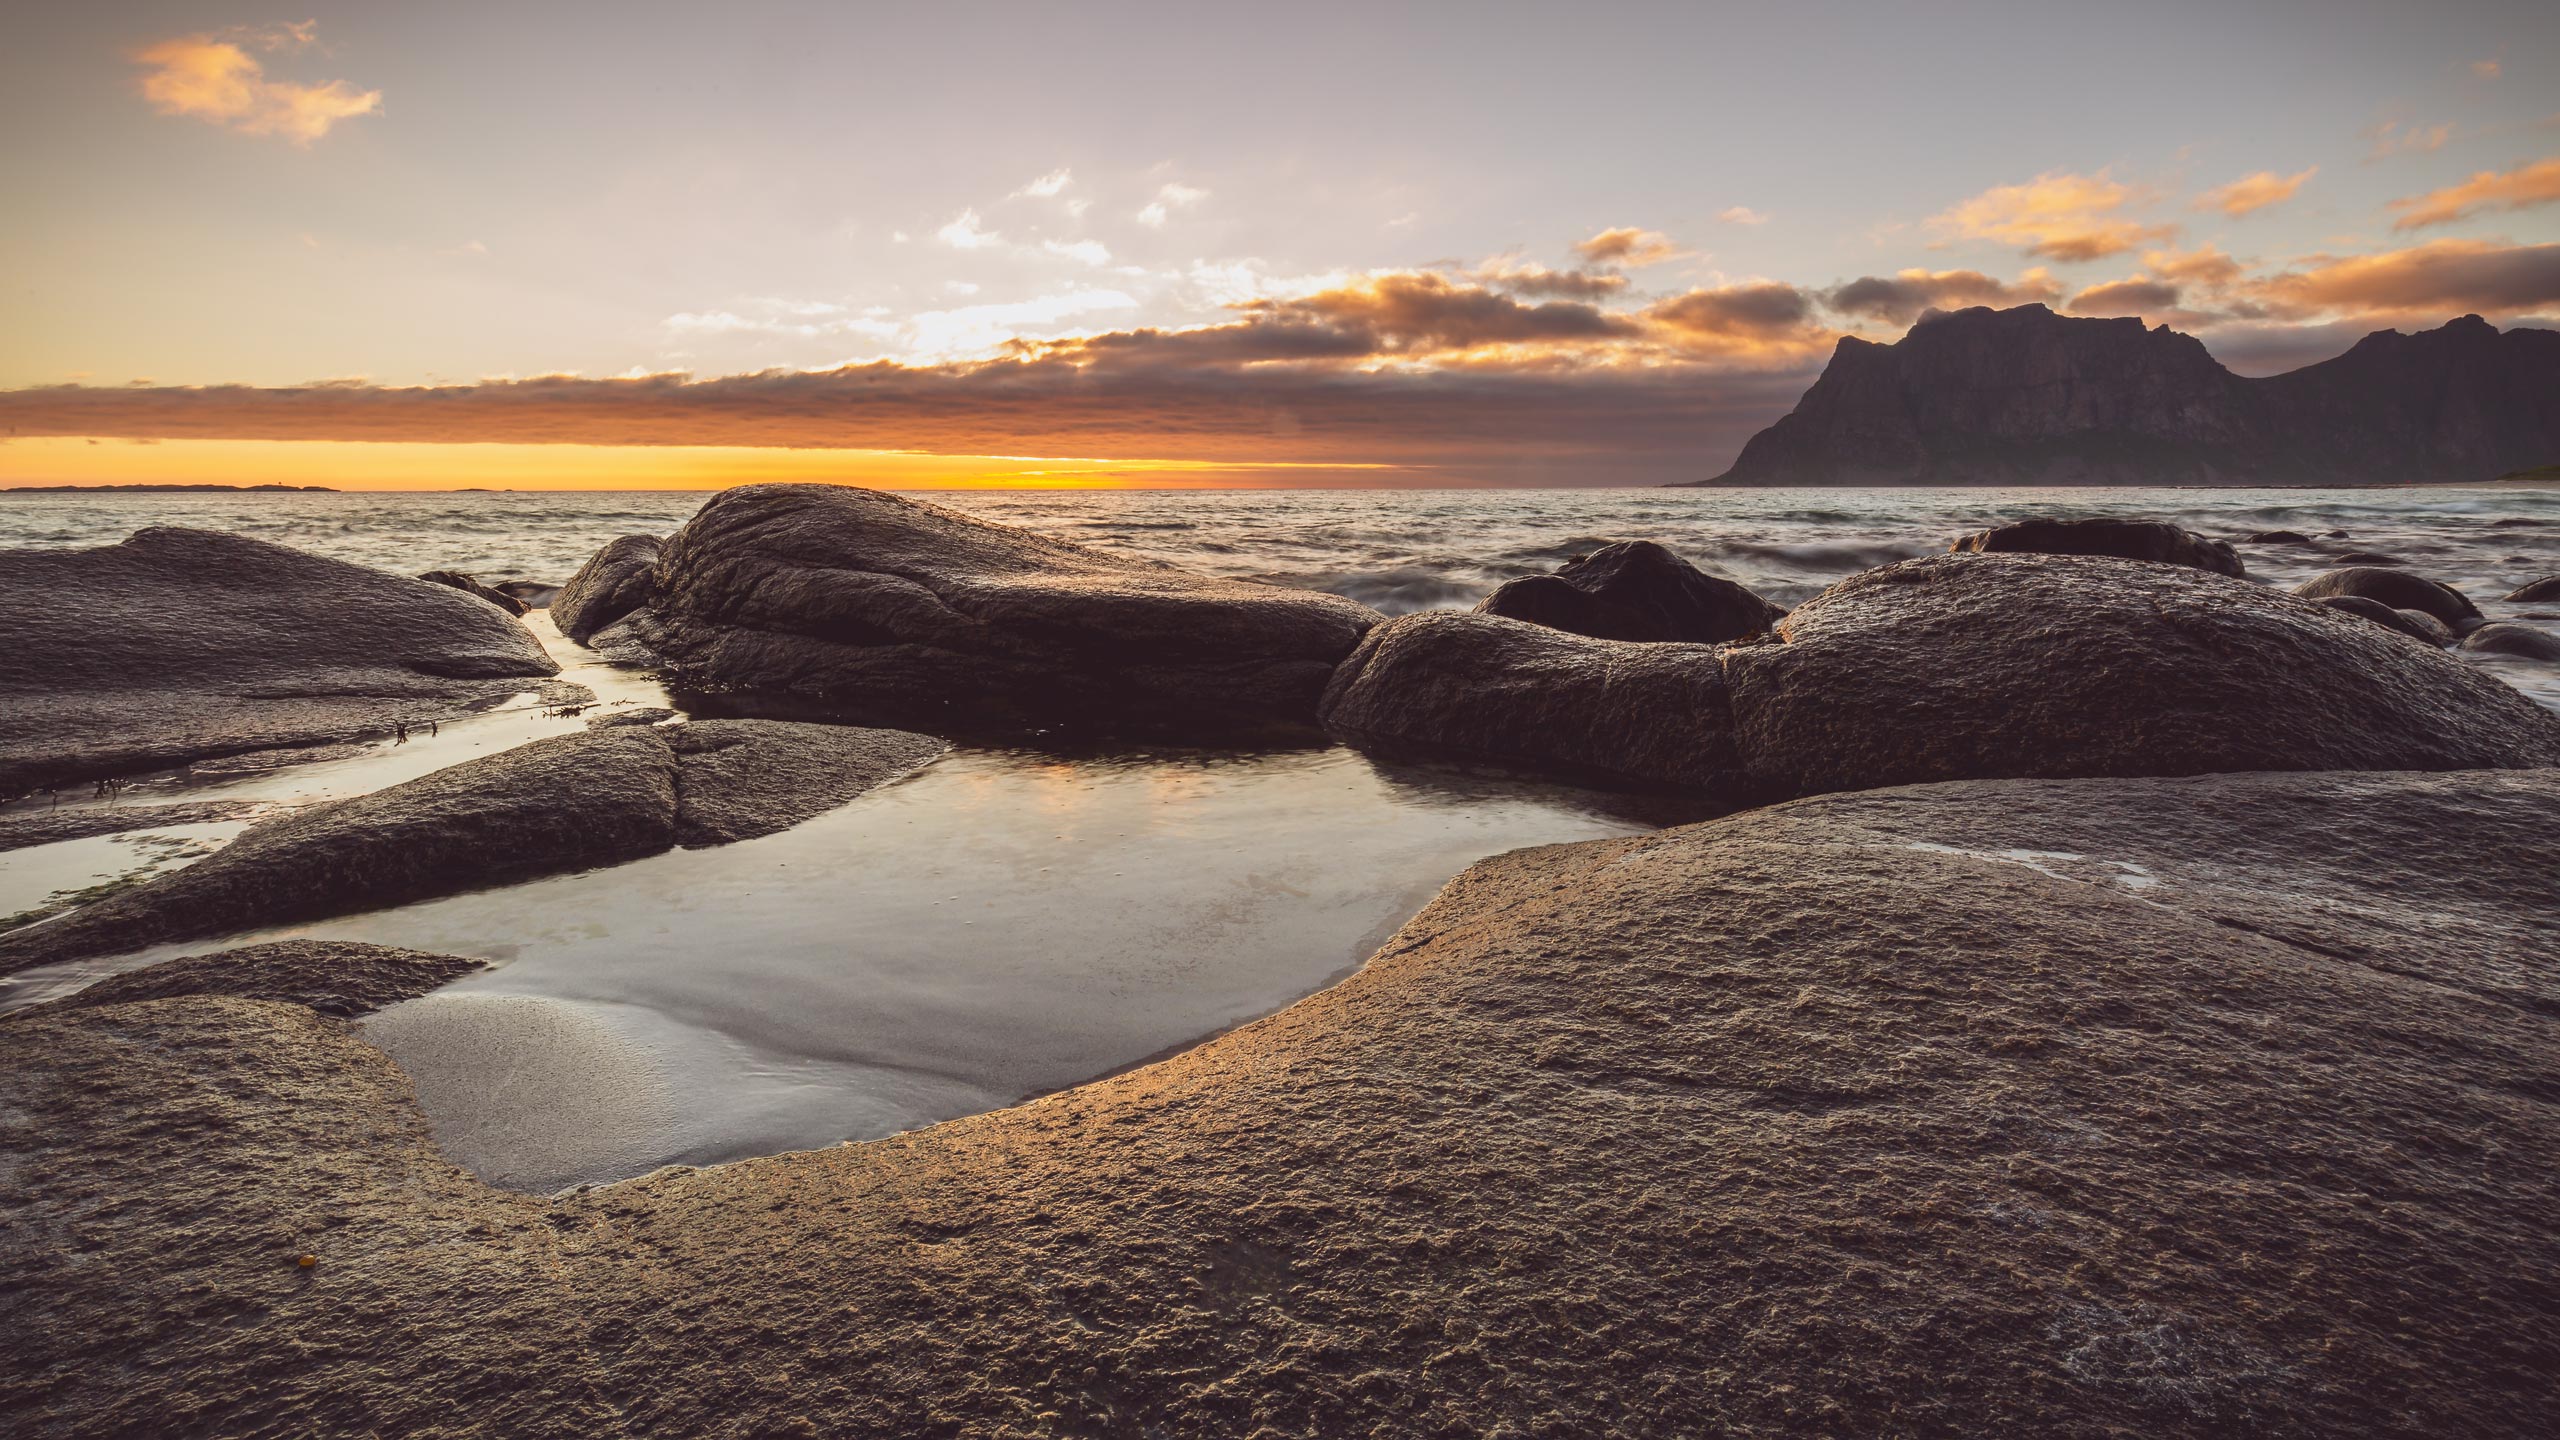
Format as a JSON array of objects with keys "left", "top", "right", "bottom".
[{"left": 1686, "top": 305, "right": 2560, "bottom": 487}]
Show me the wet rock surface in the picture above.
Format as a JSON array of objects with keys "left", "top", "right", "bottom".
[
  {"left": 1950, "top": 516, "right": 2245, "bottom": 577},
  {"left": 1725, "top": 553, "right": 2560, "bottom": 799},
  {"left": 16, "top": 940, "right": 482, "bottom": 1019},
  {"left": 2506, "top": 576, "right": 2560, "bottom": 603},
  {"left": 1318, "top": 611, "right": 1741, "bottom": 791},
  {"left": 0, "top": 528, "right": 567, "bottom": 795},
  {"left": 0, "top": 801, "right": 274, "bottom": 854},
  {"left": 2294, "top": 564, "right": 2480, "bottom": 623},
  {"left": 631, "top": 484, "right": 1381, "bottom": 730},
  {"left": 1472, "top": 540, "right": 1784, "bottom": 643},
  {"left": 0, "top": 720, "right": 945, "bottom": 973},
  {"left": 5, "top": 768, "right": 2556, "bottom": 1438},
  {"left": 550, "top": 535, "right": 662, "bottom": 644}
]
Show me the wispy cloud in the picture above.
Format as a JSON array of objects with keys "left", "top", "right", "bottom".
[
  {"left": 1042, "top": 238, "right": 1113, "bottom": 266},
  {"left": 2389, "top": 156, "right": 2560, "bottom": 229},
  {"left": 936, "top": 208, "right": 1003, "bottom": 250},
  {"left": 1136, "top": 183, "right": 1209, "bottom": 228},
  {"left": 1930, "top": 171, "right": 2176, "bottom": 262},
  {"left": 1571, "top": 227, "right": 1681, "bottom": 266},
  {"left": 1716, "top": 206, "right": 1768, "bottom": 226},
  {"left": 2365, "top": 119, "right": 2455, "bottom": 161},
  {"left": 1013, "top": 168, "right": 1073, "bottom": 198},
  {"left": 2193, "top": 167, "right": 2316, "bottom": 218},
  {"left": 132, "top": 23, "right": 380, "bottom": 146}
]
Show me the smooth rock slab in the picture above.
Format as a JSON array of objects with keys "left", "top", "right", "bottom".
[
  {"left": 0, "top": 528, "right": 567, "bottom": 794},
  {"left": 632, "top": 484, "right": 1382, "bottom": 730},
  {"left": 3, "top": 768, "right": 2556, "bottom": 1437},
  {"left": 1722, "top": 552, "right": 2560, "bottom": 799},
  {"left": 21, "top": 940, "right": 482, "bottom": 1018},
  {"left": 0, "top": 720, "right": 945, "bottom": 972},
  {"left": 1318, "top": 611, "right": 1741, "bottom": 790}
]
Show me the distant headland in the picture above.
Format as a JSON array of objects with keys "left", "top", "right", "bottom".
[
  {"left": 1688, "top": 306, "right": 2560, "bottom": 488},
  {"left": 0, "top": 483, "right": 340, "bottom": 494}
]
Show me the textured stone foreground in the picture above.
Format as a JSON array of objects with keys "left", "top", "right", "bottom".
[{"left": 4, "top": 769, "right": 2557, "bottom": 1437}]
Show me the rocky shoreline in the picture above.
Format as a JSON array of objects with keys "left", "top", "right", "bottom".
[{"left": 4, "top": 485, "right": 2559, "bottom": 1435}]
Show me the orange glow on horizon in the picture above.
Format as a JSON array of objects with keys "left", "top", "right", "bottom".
[{"left": 0, "top": 438, "right": 1423, "bottom": 492}]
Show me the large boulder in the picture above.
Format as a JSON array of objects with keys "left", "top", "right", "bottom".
[
  {"left": 1317, "top": 612, "right": 1740, "bottom": 790},
  {"left": 550, "top": 535, "right": 662, "bottom": 644},
  {"left": 2506, "top": 576, "right": 2560, "bottom": 603},
  {"left": 0, "top": 719, "right": 945, "bottom": 973},
  {"left": 0, "top": 528, "right": 565, "bottom": 795},
  {"left": 1722, "top": 554, "right": 2560, "bottom": 799},
  {"left": 1950, "top": 516, "right": 2246, "bottom": 577},
  {"left": 2294, "top": 566, "right": 2480, "bottom": 624},
  {"left": 630, "top": 484, "right": 1381, "bottom": 729},
  {"left": 1473, "top": 540, "right": 1784, "bottom": 643},
  {"left": 5, "top": 769, "right": 2557, "bottom": 1437}
]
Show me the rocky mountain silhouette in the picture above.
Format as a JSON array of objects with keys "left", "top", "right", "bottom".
[{"left": 1690, "top": 305, "right": 2560, "bottom": 486}]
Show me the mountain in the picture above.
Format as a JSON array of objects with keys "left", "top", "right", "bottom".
[{"left": 1689, "top": 306, "right": 2560, "bottom": 487}]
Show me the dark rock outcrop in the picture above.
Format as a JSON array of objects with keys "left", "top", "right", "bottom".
[
  {"left": 418, "top": 570, "right": 530, "bottom": 616},
  {"left": 2294, "top": 566, "right": 2480, "bottom": 624},
  {"left": 0, "top": 528, "right": 567, "bottom": 795},
  {"left": 2462, "top": 623, "right": 2560, "bottom": 661},
  {"left": 1473, "top": 540, "right": 1783, "bottom": 643},
  {"left": 631, "top": 484, "right": 1381, "bottom": 730},
  {"left": 1722, "top": 554, "right": 2560, "bottom": 799},
  {"left": 2246, "top": 529, "right": 2314, "bottom": 544},
  {"left": 0, "top": 720, "right": 945, "bottom": 973},
  {"left": 1949, "top": 516, "right": 2245, "bottom": 576},
  {"left": 1694, "top": 306, "right": 2560, "bottom": 487},
  {"left": 1317, "top": 612, "right": 1739, "bottom": 790},
  {"left": 18, "top": 941, "right": 481, "bottom": 1018},
  {"left": 2507, "top": 576, "right": 2560, "bottom": 603},
  {"left": 6, "top": 768, "right": 2557, "bottom": 1437},
  {"left": 550, "top": 535, "right": 662, "bottom": 644}
]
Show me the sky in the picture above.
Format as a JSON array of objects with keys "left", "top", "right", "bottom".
[{"left": 2, "top": 0, "right": 2556, "bottom": 488}]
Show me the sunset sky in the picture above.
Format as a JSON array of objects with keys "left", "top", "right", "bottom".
[{"left": 3, "top": 0, "right": 2556, "bottom": 488}]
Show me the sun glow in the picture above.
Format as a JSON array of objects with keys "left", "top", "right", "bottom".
[{"left": 0, "top": 439, "right": 1413, "bottom": 492}]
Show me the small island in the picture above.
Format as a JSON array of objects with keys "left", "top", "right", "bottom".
[{"left": 0, "top": 483, "right": 340, "bottom": 494}]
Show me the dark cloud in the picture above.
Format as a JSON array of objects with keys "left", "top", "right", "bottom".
[
  {"left": 1824, "top": 269, "right": 2062, "bottom": 325},
  {"left": 0, "top": 351, "right": 1823, "bottom": 485},
  {"left": 2066, "top": 279, "right": 2184, "bottom": 316},
  {"left": 1237, "top": 273, "right": 1633, "bottom": 352},
  {"left": 2249, "top": 240, "right": 2560, "bottom": 318},
  {"left": 1475, "top": 263, "right": 1630, "bottom": 300}
]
